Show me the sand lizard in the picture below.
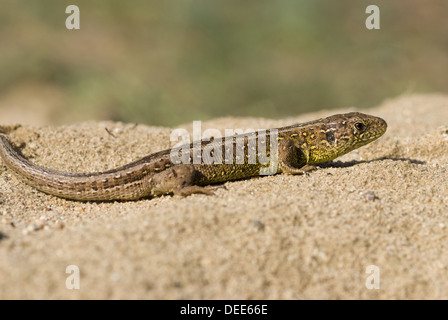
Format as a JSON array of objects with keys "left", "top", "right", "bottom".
[{"left": 0, "top": 112, "right": 387, "bottom": 201}]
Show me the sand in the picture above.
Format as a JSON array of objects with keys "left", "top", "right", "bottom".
[{"left": 1, "top": 93, "right": 448, "bottom": 299}]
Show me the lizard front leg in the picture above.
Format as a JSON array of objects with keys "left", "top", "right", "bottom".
[{"left": 277, "top": 138, "right": 316, "bottom": 175}]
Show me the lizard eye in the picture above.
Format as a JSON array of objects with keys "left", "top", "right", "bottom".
[{"left": 354, "top": 122, "right": 366, "bottom": 132}]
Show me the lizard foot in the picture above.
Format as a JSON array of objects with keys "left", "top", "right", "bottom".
[{"left": 173, "top": 185, "right": 215, "bottom": 197}]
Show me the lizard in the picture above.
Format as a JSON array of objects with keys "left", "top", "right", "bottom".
[{"left": 0, "top": 112, "right": 387, "bottom": 201}]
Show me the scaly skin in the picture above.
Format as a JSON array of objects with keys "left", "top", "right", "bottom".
[{"left": 0, "top": 112, "right": 387, "bottom": 201}]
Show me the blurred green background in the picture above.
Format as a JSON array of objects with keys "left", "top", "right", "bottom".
[{"left": 1, "top": 0, "right": 447, "bottom": 126}]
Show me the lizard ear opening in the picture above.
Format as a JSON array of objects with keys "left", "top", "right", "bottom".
[{"left": 326, "top": 131, "right": 335, "bottom": 144}]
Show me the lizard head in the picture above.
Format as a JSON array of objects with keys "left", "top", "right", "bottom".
[
  {"left": 307, "top": 112, "right": 387, "bottom": 164},
  {"left": 334, "top": 112, "right": 387, "bottom": 147}
]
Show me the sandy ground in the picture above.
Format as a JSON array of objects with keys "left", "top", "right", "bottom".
[{"left": 0, "top": 94, "right": 448, "bottom": 299}]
